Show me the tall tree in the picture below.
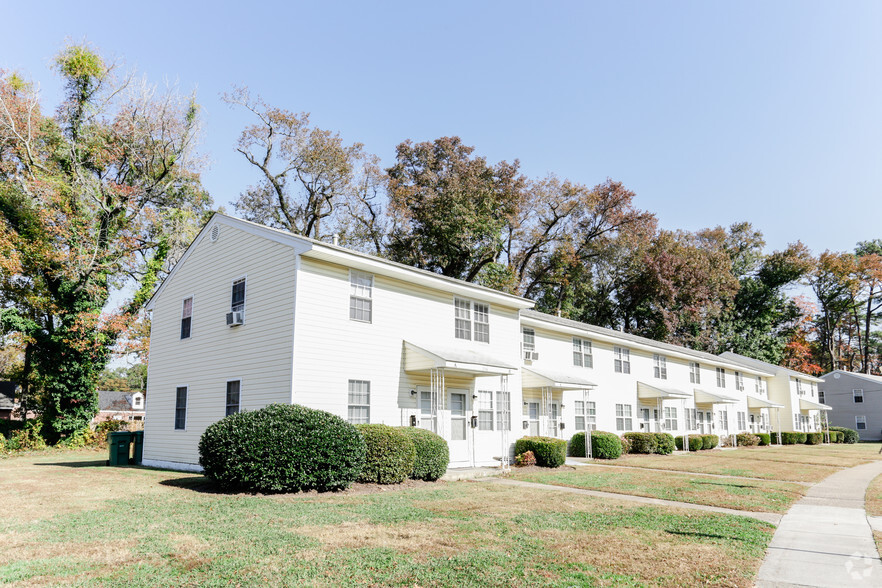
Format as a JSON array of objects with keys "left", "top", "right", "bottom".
[{"left": 0, "top": 45, "right": 212, "bottom": 441}]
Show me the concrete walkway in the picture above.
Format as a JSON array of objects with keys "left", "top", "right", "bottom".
[
  {"left": 565, "top": 458, "right": 814, "bottom": 486},
  {"left": 755, "top": 460, "right": 882, "bottom": 587},
  {"left": 488, "top": 478, "right": 782, "bottom": 524}
]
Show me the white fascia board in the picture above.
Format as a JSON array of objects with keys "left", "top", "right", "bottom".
[
  {"left": 520, "top": 315, "right": 775, "bottom": 378},
  {"left": 302, "top": 246, "right": 534, "bottom": 310}
]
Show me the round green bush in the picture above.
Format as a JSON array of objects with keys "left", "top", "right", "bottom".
[
  {"left": 198, "top": 404, "right": 365, "bottom": 493},
  {"left": 675, "top": 435, "right": 704, "bottom": 451},
  {"left": 514, "top": 436, "right": 567, "bottom": 467},
  {"left": 398, "top": 427, "right": 449, "bottom": 481},
  {"left": 829, "top": 426, "right": 859, "bottom": 444},
  {"left": 701, "top": 434, "right": 719, "bottom": 450},
  {"left": 356, "top": 424, "right": 416, "bottom": 484},
  {"left": 757, "top": 433, "right": 771, "bottom": 446},
  {"left": 805, "top": 432, "right": 823, "bottom": 445},
  {"left": 623, "top": 432, "right": 658, "bottom": 454},
  {"left": 569, "top": 431, "right": 622, "bottom": 459},
  {"left": 569, "top": 432, "right": 588, "bottom": 457},
  {"left": 655, "top": 433, "right": 675, "bottom": 455}
]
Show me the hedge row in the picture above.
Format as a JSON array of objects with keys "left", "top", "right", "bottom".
[
  {"left": 623, "top": 432, "right": 676, "bottom": 455},
  {"left": 199, "top": 405, "right": 450, "bottom": 493},
  {"left": 515, "top": 436, "right": 567, "bottom": 467},
  {"left": 829, "top": 426, "right": 859, "bottom": 444}
]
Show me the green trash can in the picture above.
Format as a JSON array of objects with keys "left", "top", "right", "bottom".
[
  {"left": 131, "top": 430, "right": 144, "bottom": 465},
  {"left": 108, "top": 431, "right": 132, "bottom": 466}
]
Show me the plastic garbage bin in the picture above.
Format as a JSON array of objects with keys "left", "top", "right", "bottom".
[
  {"left": 108, "top": 431, "right": 132, "bottom": 466},
  {"left": 131, "top": 430, "right": 144, "bottom": 465}
]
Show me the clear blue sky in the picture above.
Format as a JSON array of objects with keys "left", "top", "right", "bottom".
[{"left": 3, "top": 1, "right": 881, "bottom": 255}]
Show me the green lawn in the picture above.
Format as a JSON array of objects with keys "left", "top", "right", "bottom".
[{"left": 0, "top": 450, "right": 774, "bottom": 587}]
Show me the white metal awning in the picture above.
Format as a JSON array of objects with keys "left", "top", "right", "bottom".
[
  {"left": 403, "top": 342, "right": 517, "bottom": 376},
  {"left": 745, "top": 394, "right": 784, "bottom": 409},
  {"left": 522, "top": 367, "right": 597, "bottom": 390},
  {"left": 693, "top": 388, "right": 740, "bottom": 405},
  {"left": 637, "top": 382, "right": 692, "bottom": 400},
  {"left": 799, "top": 397, "right": 832, "bottom": 412}
]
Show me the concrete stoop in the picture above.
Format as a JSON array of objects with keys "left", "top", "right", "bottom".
[{"left": 441, "top": 466, "right": 507, "bottom": 482}]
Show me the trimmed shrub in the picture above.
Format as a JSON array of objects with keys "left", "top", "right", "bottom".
[
  {"left": 356, "top": 424, "right": 416, "bottom": 484},
  {"left": 619, "top": 435, "right": 632, "bottom": 454},
  {"left": 514, "top": 436, "right": 567, "bottom": 468},
  {"left": 757, "top": 433, "right": 771, "bottom": 446},
  {"left": 655, "top": 433, "right": 676, "bottom": 455},
  {"left": 829, "top": 426, "right": 859, "bottom": 444},
  {"left": 780, "top": 431, "right": 806, "bottom": 445},
  {"left": 398, "top": 427, "right": 449, "bottom": 481},
  {"left": 676, "top": 435, "right": 704, "bottom": 451},
  {"left": 736, "top": 432, "right": 760, "bottom": 447},
  {"left": 569, "top": 431, "right": 623, "bottom": 460},
  {"left": 515, "top": 451, "right": 536, "bottom": 466},
  {"left": 624, "top": 432, "right": 658, "bottom": 454},
  {"left": 829, "top": 430, "right": 844, "bottom": 443},
  {"left": 701, "top": 434, "right": 719, "bottom": 450},
  {"left": 199, "top": 403, "right": 366, "bottom": 493},
  {"left": 805, "top": 432, "right": 823, "bottom": 445}
]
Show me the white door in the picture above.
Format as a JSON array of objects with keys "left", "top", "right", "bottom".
[
  {"left": 697, "top": 411, "right": 705, "bottom": 434},
  {"left": 549, "top": 403, "right": 560, "bottom": 437},
  {"left": 448, "top": 390, "right": 470, "bottom": 465},
  {"left": 706, "top": 411, "right": 713, "bottom": 433},
  {"left": 528, "top": 402, "right": 539, "bottom": 436},
  {"left": 419, "top": 389, "right": 434, "bottom": 432},
  {"left": 749, "top": 414, "right": 756, "bottom": 433},
  {"left": 640, "top": 408, "right": 651, "bottom": 431}
]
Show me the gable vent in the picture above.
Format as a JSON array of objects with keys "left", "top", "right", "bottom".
[{"left": 209, "top": 225, "right": 220, "bottom": 242}]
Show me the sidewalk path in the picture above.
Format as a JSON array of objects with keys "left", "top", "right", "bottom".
[
  {"left": 487, "top": 478, "right": 782, "bottom": 524},
  {"left": 755, "top": 460, "right": 882, "bottom": 587}
]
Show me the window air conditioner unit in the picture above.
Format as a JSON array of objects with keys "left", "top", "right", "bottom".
[{"left": 226, "top": 311, "right": 244, "bottom": 326}]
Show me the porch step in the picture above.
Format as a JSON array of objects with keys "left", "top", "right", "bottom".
[{"left": 441, "top": 466, "right": 506, "bottom": 482}]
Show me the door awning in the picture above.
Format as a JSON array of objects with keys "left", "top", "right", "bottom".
[
  {"left": 745, "top": 394, "right": 784, "bottom": 409},
  {"left": 693, "top": 388, "right": 740, "bottom": 405},
  {"left": 637, "top": 382, "right": 692, "bottom": 400},
  {"left": 403, "top": 342, "right": 517, "bottom": 376},
  {"left": 522, "top": 367, "right": 597, "bottom": 390},
  {"left": 799, "top": 397, "right": 832, "bottom": 412}
]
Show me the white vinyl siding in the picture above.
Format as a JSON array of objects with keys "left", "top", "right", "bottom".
[
  {"left": 349, "top": 271, "right": 373, "bottom": 323},
  {"left": 616, "top": 403, "right": 633, "bottom": 431},
  {"left": 573, "top": 338, "right": 593, "bottom": 368},
  {"left": 225, "top": 380, "right": 241, "bottom": 416},
  {"left": 653, "top": 354, "right": 667, "bottom": 380},
  {"left": 477, "top": 390, "right": 494, "bottom": 430},
  {"left": 347, "top": 380, "right": 370, "bottom": 424},
  {"left": 614, "top": 347, "right": 631, "bottom": 374},
  {"left": 689, "top": 362, "right": 700, "bottom": 384}
]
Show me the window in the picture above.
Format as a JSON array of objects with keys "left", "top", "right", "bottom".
[
  {"left": 174, "top": 386, "right": 187, "bottom": 430},
  {"left": 856, "top": 416, "right": 867, "bottom": 430},
  {"left": 347, "top": 380, "right": 370, "bottom": 424},
  {"left": 689, "top": 362, "right": 701, "bottom": 384},
  {"left": 349, "top": 271, "right": 373, "bottom": 322},
  {"left": 737, "top": 411, "right": 746, "bottom": 430},
  {"left": 735, "top": 372, "right": 744, "bottom": 392},
  {"left": 132, "top": 394, "right": 143, "bottom": 410},
  {"left": 496, "top": 390, "right": 511, "bottom": 431},
  {"left": 420, "top": 391, "right": 434, "bottom": 431},
  {"left": 615, "top": 404, "right": 633, "bottom": 431},
  {"left": 575, "top": 400, "right": 596, "bottom": 431},
  {"left": 653, "top": 354, "right": 667, "bottom": 380},
  {"left": 854, "top": 389, "right": 864, "bottom": 403},
  {"left": 686, "top": 408, "right": 697, "bottom": 430},
  {"left": 794, "top": 414, "right": 801, "bottom": 431},
  {"left": 225, "top": 380, "right": 241, "bottom": 416},
  {"left": 818, "top": 390, "right": 825, "bottom": 404},
  {"left": 796, "top": 379, "right": 804, "bottom": 396},
  {"left": 614, "top": 347, "right": 631, "bottom": 374},
  {"left": 716, "top": 367, "right": 726, "bottom": 388},
  {"left": 477, "top": 390, "right": 494, "bottom": 430},
  {"left": 522, "top": 328, "right": 535, "bottom": 352},
  {"left": 181, "top": 297, "right": 193, "bottom": 339},
  {"left": 231, "top": 278, "right": 246, "bottom": 313},
  {"left": 455, "top": 298, "right": 490, "bottom": 343},
  {"left": 756, "top": 376, "right": 766, "bottom": 395},
  {"left": 663, "top": 407, "right": 678, "bottom": 431},
  {"left": 717, "top": 409, "right": 728, "bottom": 431},
  {"left": 573, "top": 338, "right": 593, "bottom": 368}
]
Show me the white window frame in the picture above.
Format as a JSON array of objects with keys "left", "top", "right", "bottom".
[
  {"left": 663, "top": 406, "right": 677, "bottom": 431},
  {"left": 689, "top": 362, "right": 700, "bottom": 384},
  {"left": 349, "top": 270, "right": 373, "bottom": 323},
  {"left": 716, "top": 367, "right": 726, "bottom": 388},
  {"left": 132, "top": 393, "right": 144, "bottom": 410},
  {"left": 735, "top": 371, "right": 744, "bottom": 392},
  {"left": 614, "top": 347, "right": 631, "bottom": 374},
  {"left": 795, "top": 379, "right": 804, "bottom": 396},
  {"left": 818, "top": 390, "right": 825, "bottom": 404},
  {"left": 181, "top": 295, "right": 194, "bottom": 340},
  {"left": 573, "top": 338, "right": 593, "bottom": 368},
  {"left": 174, "top": 385, "right": 188, "bottom": 431},
  {"left": 454, "top": 298, "right": 490, "bottom": 343},
  {"left": 718, "top": 408, "right": 728, "bottom": 431},
  {"left": 522, "top": 328, "right": 535, "bottom": 352},
  {"left": 653, "top": 354, "right": 667, "bottom": 380},
  {"left": 477, "top": 389, "right": 494, "bottom": 431},
  {"left": 231, "top": 276, "right": 247, "bottom": 314},
  {"left": 225, "top": 379, "right": 241, "bottom": 416},
  {"left": 854, "top": 389, "right": 864, "bottom": 403},
  {"left": 495, "top": 389, "right": 511, "bottom": 431},
  {"left": 347, "top": 380, "right": 370, "bottom": 424},
  {"left": 616, "top": 403, "right": 633, "bottom": 431},
  {"left": 856, "top": 415, "right": 867, "bottom": 430}
]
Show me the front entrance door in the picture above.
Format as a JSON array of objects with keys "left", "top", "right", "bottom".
[
  {"left": 749, "top": 414, "right": 756, "bottom": 433},
  {"left": 697, "top": 411, "right": 705, "bottom": 433},
  {"left": 706, "top": 411, "right": 712, "bottom": 433},
  {"left": 528, "top": 402, "right": 539, "bottom": 436},
  {"left": 641, "top": 408, "right": 651, "bottom": 432},
  {"left": 449, "top": 390, "right": 470, "bottom": 465}
]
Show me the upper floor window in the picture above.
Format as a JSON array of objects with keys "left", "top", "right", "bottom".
[
  {"left": 653, "top": 354, "right": 667, "bottom": 380},
  {"left": 716, "top": 367, "right": 726, "bottom": 388},
  {"left": 756, "top": 376, "right": 766, "bottom": 396},
  {"left": 132, "top": 394, "right": 143, "bottom": 410},
  {"left": 818, "top": 390, "right": 825, "bottom": 404},
  {"left": 349, "top": 271, "right": 373, "bottom": 323},
  {"left": 181, "top": 297, "right": 193, "bottom": 339},
  {"left": 522, "top": 328, "right": 535, "bottom": 352},
  {"left": 795, "top": 379, "right": 804, "bottom": 396},
  {"left": 226, "top": 380, "right": 241, "bottom": 416},
  {"left": 689, "top": 362, "right": 700, "bottom": 384},
  {"left": 231, "top": 278, "right": 246, "bottom": 313},
  {"left": 573, "top": 338, "right": 593, "bottom": 368},
  {"left": 348, "top": 380, "right": 370, "bottom": 424},
  {"left": 854, "top": 389, "right": 864, "bottom": 403},
  {"left": 454, "top": 298, "right": 489, "bottom": 343},
  {"left": 614, "top": 347, "right": 631, "bottom": 374},
  {"left": 735, "top": 371, "right": 744, "bottom": 392}
]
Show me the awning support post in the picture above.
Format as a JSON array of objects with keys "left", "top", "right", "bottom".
[{"left": 583, "top": 388, "right": 592, "bottom": 459}]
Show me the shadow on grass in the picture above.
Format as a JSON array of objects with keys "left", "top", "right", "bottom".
[
  {"left": 33, "top": 459, "right": 109, "bottom": 468},
  {"left": 690, "top": 480, "right": 759, "bottom": 490},
  {"left": 159, "top": 476, "right": 239, "bottom": 495},
  {"left": 665, "top": 529, "right": 736, "bottom": 540}
]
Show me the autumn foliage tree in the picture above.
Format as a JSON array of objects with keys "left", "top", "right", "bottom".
[{"left": 0, "top": 45, "right": 212, "bottom": 441}]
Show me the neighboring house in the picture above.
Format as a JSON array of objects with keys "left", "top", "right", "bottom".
[
  {"left": 720, "top": 352, "right": 830, "bottom": 439},
  {"left": 0, "top": 381, "right": 16, "bottom": 420},
  {"left": 141, "top": 214, "right": 826, "bottom": 472},
  {"left": 93, "top": 390, "right": 145, "bottom": 424},
  {"left": 819, "top": 370, "right": 882, "bottom": 441}
]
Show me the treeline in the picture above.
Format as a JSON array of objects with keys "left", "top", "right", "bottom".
[{"left": 0, "top": 44, "right": 879, "bottom": 442}]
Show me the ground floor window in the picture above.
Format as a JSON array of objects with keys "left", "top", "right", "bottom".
[
  {"left": 574, "top": 400, "right": 596, "bottom": 431},
  {"left": 616, "top": 404, "right": 633, "bottom": 431},
  {"left": 663, "top": 407, "right": 678, "bottom": 431},
  {"left": 856, "top": 415, "right": 867, "bottom": 430},
  {"left": 496, "top": 390, "right": 511, "bottom": 431},
  {"left": 225, "top": 380, "right": 241, "bottom": 416},
  {"left": 347, "top": 380, "right": 370, "bottom": 424},
  {"left": 174, "top": 386, "right": 187, "bottom": 430},
  {"left": 717, "top": 409, "right": 728, "bottom": 432},
  {"left": 736, "top": 411, "right": 746, "bottom": 431},
  {"left": 477, "top": 390, "right": 493, "bottom": 430}
]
